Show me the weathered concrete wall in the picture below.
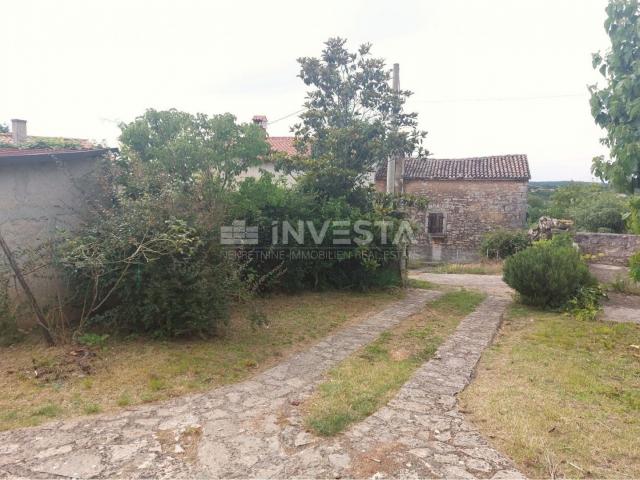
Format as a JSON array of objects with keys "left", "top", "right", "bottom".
[
  {"left": 574, "top": 232, "right": 640, "bottom": 266},
  {"left": 375, "top": 179, "right": 529, "bottom": 262},
  {"left": 0, "top": 157, "right": 100, "bottom": 325}
]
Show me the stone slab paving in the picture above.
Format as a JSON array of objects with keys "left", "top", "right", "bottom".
[
  {"left": 0, "top": 282, "right": 522, "bottom": 479},
  {"left": 271, "top": 295, "right": 522, "bottom": 479},
  {"left": 0, "top": 290, "right": 438, "bottom": 479}
]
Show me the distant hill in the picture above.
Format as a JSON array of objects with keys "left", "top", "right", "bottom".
[{"left": 529, "top": 181, "right": 600, "bottom": 190}]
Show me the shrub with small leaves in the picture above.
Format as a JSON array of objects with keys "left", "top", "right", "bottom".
[
  {"left": 630, "top": 251, "right": 640, "bottom": 283},
  {"left": 566, "top": 284, "right": 607, "bottom": 321},
  {"left": 503, "top": 235, "right": 596, "bottom": 308},
  {"left": 480, "top": 229, "right": 531, "bottom": 259}
]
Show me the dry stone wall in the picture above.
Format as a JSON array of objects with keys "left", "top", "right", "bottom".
[{"left": 574, "top": 232, "right": 640, "bottom": 266}]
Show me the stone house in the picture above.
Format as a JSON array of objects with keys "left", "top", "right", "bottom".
[{"left": 375, "top": 154, "right": 531, "bottom": 262}]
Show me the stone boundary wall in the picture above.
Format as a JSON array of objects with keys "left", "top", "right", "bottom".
[{"left": 574, "top": 232, "right": 640, "bottom": 266}]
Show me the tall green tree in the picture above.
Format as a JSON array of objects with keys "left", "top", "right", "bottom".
[
  {"left": 119, "top": 109, "right": 269, "bottom": 193},
  {"left": 280, "top": 38, "right": 427, "bottom": 199},
  {"left": 590, "top": 0, "right": 640, "bottom": 193}
]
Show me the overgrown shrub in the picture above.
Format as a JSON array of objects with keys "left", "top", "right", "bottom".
[
  {"left": 566, "top": 284, "right": 607, "bottom": 321},
  {"left": 503, "top": 235, "right": 596, "bottom": 308},
  {"left": 228, "top": 174, "right": 413, "bottom": 292},
  {"left": 479, "top": 229, "right": 531, "bottom": 259},
  {"left": 630, "top": 251, "right": 640, "bottom": 283},
  {"left": 56, "top": 110, "right": 266, "bottom": 338},
  {"left": 58, "top": 191, "right": 243, "bottom": 338}
]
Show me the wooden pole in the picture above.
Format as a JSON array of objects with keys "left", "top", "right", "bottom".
[{"left": 0, "top": 229, "right": 55, "bottom": 346}]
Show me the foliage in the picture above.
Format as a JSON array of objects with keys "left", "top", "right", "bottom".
[
  {"left": 627, "top": 196, "right": 640, "bottom": 233},
  {"left": 118, "top": 109, "right": 268, "bottom": 189},
  {"left": 503, "top": 235, "right": 596, "bottom": 308},
  {"left": 566, "top": 284, "right": 607, "bottom": 321},
  {"left": 278, "top": 38, "right": 426, "bottom": 200},
  {"left": 76, "top": 333, "right": 110, "bottom": 348},
  {"left": 229, "top": 174, "right": 415, "bottom": 291},
  {"left": 590, "top": 0, "right": 640, "bottom": 192},
  {"left": 0, "top": 137, "right": 84, "bottom": 150},
  {"left": 528, "top": 182, "right": 628, "bottom": 232},
  {"left": 630, "top": 250, "right": 640, "bottom": 282},
  {"left": 480, "top": 229, "right": 531, "bottom": 259},
  {"left": 57, "top": 110, "right": 269, "bottom": 338},
  {"left": 0, "top": 123, "right": 8, "bottom": 134}
]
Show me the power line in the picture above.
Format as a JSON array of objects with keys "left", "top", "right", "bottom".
[
  {"left": 412, "top": 93, "right": 585, "bottom": 104},
  {"left": 267, "top": 109, "right": 305, "bottom": 126},
  {"left": 265, "top": 93, "right": 587, "bottom": 126}
]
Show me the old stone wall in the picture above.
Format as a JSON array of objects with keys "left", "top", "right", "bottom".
[
  {"left": 0, "top": 157, "right": 101, "bottom": 325},
  {"left": 375, "top": 179, "right": 529, "bottom": 262},
  {"left": 574, "top": 232, "right": 640, "bottom": 266}
]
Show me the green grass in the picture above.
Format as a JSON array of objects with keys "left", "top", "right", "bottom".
[
  {"left": 460, "top": 304, "right": 640, "bottom": 479},
  {"left": 0, "top": 290, "right": 400, "bottom": 431},
  {"left": 304, "top": 290, "right": 485, "bottom": 436},
  {"left": 427, "top": 261, "right": 503, "bottom": 275},
  {"left": 407, "top": 278, "right": 435, "bottom": 290}
]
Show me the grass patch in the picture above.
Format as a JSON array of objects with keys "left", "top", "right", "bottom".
[
  {"left": 426, "top": 261, "right": 503, "bottom": 275},
  {"left": 459, "top": 304, "right": 640, "bottom": 479},
  {"left": 0, "top": 290, "right": 400, "bottom": 431},
  {"left": 407, "top": 278, "right": 435, "bottom": 290},
  {"left": 304, "top": 289, "right": 485, "bottom": 436}
]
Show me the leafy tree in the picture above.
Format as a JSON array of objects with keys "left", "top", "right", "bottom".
[
  {"left": 0, "top": 123, "right": 8, "bottom": 134},
  {"left": 57, "top": 109, "right": 271, "bottom": 338},
  {"left": 590, "top": 0, "right": 640, "bottom": 193},
  {"left": 119, "top": 109, "right": 269, "bottom": 193},
  {"left": 280, "top": 38, "right": 427, "bottom": 200}
]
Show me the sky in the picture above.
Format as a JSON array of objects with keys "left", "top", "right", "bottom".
[{"left": 2, "top": 0, "right": 612, "bottom": 181}]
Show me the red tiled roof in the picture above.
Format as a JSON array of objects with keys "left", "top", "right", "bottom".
[
  {"left": 267, "top": 136, "right": 297, "bottom": 156},
  {"left": 375, "top": 154, "right": 530, "bottom": 181}
]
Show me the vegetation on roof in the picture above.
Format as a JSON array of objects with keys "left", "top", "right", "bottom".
[{"left": 0, "top": 136, "right": 85, "bottom": 150}]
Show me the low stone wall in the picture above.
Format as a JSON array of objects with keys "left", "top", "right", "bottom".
[{"left": 574, "top": 232, "right": 640, "bottom": 266}]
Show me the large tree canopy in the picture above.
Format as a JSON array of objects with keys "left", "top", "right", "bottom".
[
  {"left": 119, "top": 109, "right": 269, "bottom": 192},
  {"left": 590, "top": 0, "right": 640, "bottom": 193},
  {"left": 280, "top": 38, "right": 427, "bottom": 199}
]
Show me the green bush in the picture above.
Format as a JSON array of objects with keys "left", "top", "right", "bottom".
[
  {"left": 229, "top": 174, "right": 408, "bottom": 292},
  {"left": 479, "top": 229, "right": 531, "bottom": 259},
  {"left": 630, "top": 251, "right": 640, "bottom": 283},
  {"left": 566, "top": 284, "right": 607, "bottom": 321},
  {"left": 503, "top": 236, "right": 595, "bottom": 308},
  {"left": 572, "top": 197, "right": 626, "bottom": 233}
]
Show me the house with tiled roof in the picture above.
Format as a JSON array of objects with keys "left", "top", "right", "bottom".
[
  {"left": 236, "top": 115, "right": 298, "bottom": 182},
  {"left": 375, "top": 154, "right": 531, "bottom": 262}
]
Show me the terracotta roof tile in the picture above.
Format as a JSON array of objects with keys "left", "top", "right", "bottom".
[
  {"left": 375, "top": 154, "right": 530, "bottom": 181},
  {"left": 267, "top": 136, "right": 297, "bottom": 155}
]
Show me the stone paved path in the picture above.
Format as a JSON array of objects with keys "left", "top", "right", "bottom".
[{"left": 0, "top": 283, "right": 522, "bottom": 479}]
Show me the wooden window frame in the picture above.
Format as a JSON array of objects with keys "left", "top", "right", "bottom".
[{"left": 427, "top": 212, "right": 445, "bottom": 237}]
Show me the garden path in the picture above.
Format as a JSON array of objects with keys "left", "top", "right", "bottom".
[{"left": 0, "top": 281, "right": 521, "bottom": 479}]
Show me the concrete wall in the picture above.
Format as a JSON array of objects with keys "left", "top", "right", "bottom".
[
  {"left": 0, "top": 156, "right": 100, "bottom": 324},
  {"left": 375, "top": 178, "right": 529, "bottom": 262},
  {"left": 574, "top": 232, "right": 640, "bottom": 266}
]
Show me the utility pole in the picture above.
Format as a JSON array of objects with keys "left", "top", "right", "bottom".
[
  {"left": 386, "top": 63, "right": 401, "bottom": 194},
  {"left": 392, "top": 63, "right": 404, "bottom": 194}
]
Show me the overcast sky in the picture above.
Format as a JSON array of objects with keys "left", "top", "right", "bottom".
[{"left": 2, "top": 0, "right": 612, "bottom": 181}]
